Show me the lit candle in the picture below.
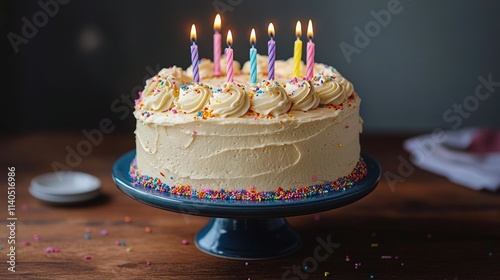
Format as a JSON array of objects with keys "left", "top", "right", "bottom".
[
  {"left": 293, "top": 21, "right": 302, "bottom": 77},
  {"left": 249, "top": 28, "right": 257, "bottom": 84},
  {"left": 226, "top": 30, "right": 234, "bottom": 83},
  {"left": 267, "top": 23, "right": 276, "bottom": 80},
  {"left": 213, "top": 14, "right": 222, "bottom": 77},
  {"left": 190, "top": 24, "right": 200, "bottom": 83},
  {"left": 306, "top": 20, "right": 315, "bottom": 80}
]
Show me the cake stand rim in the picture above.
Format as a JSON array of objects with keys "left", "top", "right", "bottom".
[{"left": 112, "top": 150, "right": 381, "bottom": 218}]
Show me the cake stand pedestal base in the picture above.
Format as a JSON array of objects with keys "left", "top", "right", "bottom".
[{"left": 195, "top": 218, "right": 301, "bottom": 260}]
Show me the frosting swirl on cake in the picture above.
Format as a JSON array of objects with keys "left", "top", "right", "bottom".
[
  {"left": 176, "top": 83, "right": 211, "bottom": 113},
  {"left": 285, "top": 79, "right": 320, "bottom": 111},
  {"left": 337, "top": 76, "right": 354, "bottom": 96},
  {"left": 209, "top": 82, "right": 250, "bottom": 117},
  {"left": 134, "top": 57, "right": 356, "bottom": 118},
  {"left": 250, "top": 80, "right": 292, "bottom": 116},
  {"left": 158, "top": 66, "right": 191, "bottom": 84},
  {"left": 313, "top": 75, "right": 346, "bottom": 105},
  {"left": 142, "top": 76, "right": 178, "bottom": 111}
]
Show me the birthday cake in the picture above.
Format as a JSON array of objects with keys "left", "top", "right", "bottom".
[{"left": 131, "top": 56, "right": 366, "bottom": 200}]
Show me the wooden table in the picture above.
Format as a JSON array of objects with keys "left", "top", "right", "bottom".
[{"left": 1, "top": 133, "right": 499, "bottom": 279}]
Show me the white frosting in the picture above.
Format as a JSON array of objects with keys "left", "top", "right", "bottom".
[
  {"left": 135, "top": 94, "right": 362, "bottom": 191},
  {"left": 141, "top": 76, "right": 178, "bottom": 111},
  {"left": 250, "top": 81, "right": 292, "bottom": 116},
  {"left": 134, "top": 59, "right": 362, "bottom": 193},
  {"left": 176, "top": 83, "right": 211, "bottom": 113},
  {"left": 208, "top": 82, "right": 250, "bottom": 118},
  {"left": 313, "top": 75, "right": 346, "bottom": 105},
  {"left": 285, "top": 80, "right": 320, "bottom": 111}
]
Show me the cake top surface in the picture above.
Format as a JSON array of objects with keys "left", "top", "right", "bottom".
[{"left": 134, "top": 56, "right": 356, "bottom": 122}]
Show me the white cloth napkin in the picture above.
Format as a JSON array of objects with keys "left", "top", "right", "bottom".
[{"left": 403, "top": 127, "right": 500, "bottom": 191}]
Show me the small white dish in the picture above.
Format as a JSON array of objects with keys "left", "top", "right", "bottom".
[
  {"left": 31, "top": 171, "right": 101, "bottom": 196},
  {"left": 29, "top": 187, "right": 101, "bottom": 204},
  {"left": 30, "top": 171, "right": 102, "bottom": 204}
]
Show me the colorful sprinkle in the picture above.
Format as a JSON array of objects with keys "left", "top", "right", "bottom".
[
  {"left": 145, "top": 227, "right": 152, "bottom": 233},
  {"left": 182, "top": 239, "right": 189, "bottom": 245},
  {"left": 44, "top": 247, "right": 61, "bottom": 253},
  {"left": 324, "top": 272, "right": 330, "bottom": 277},
  {"left": 126, "top": 247, "right": 133, "bottom": 252},
  {"left": 99, "top": 229, "right": 108, "bottom": 236},
  {"left": 129, "top": 158, "right": 368, "bottom": 201},
  {"left": 124, "top": 216, "right": 132, "bottom": 223},
  {"left": 21, "top": 241, "right": 30, "bottom": 246},
  {"left": 84, "top": 255, "right": 92, "bottom": 260},
  {"left": 84, "top": 233, "right": 92, "bottom": 239},
  {"left": 33, "top": 234, "right": 40, "bottom": 241}
]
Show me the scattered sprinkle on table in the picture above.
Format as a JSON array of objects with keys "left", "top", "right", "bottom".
[
  {"left": 124, "top": 216, "right": 132, "bottom": 223},
  {"left": 145, "top": 227, "right": 152, "bottom": 233},
  {"left": 44, "top": 247, "right": 61, "bottom": 253},
  {"left": 126, "top": 247, "right": 133, "bottom": 252},
  {"left": 22, "top": 240, "right": 30, "bottom": 246},
  {"left": 84, "top": 233, "right": 92, "bottom": 239},
  {"left": 85, "top": 227, "right": 92, "bottom": 233},
  {"left": 33, "top": 234, "right": 40, "bottom": 241},
  {"left": 99, "top": 229, "right": 108, "bottom": 235},
  {"left": 84, "top": 255, "right": 92, "bottom": 260},
  {"left": 182, "top": 239, "right": 189, "bottom": 245}
]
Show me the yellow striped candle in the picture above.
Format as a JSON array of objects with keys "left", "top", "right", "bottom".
[{"left": 293, "top": 21, "right": 302, "bottom": 77}]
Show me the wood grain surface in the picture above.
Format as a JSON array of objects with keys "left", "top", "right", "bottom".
[{"left": 0, "top": 133, "right": 499, "bottom": 279}]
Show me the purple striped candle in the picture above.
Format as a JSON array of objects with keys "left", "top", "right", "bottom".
[
  {"left": 267, "top": 23, "right": 276, "bottom": 80},
  {"left": 190, "top": 24, "right": 200, "bottom": 83}
]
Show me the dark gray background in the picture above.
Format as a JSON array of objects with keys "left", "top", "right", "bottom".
[{"left": 3, "top": 0, "right": 500, "bottom": 134}]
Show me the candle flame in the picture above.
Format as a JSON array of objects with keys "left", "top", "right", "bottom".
[
  {"left": 250, "top": 28, "right": 256, "bottom": 45},
  {"left": 268, "top": 23, "right": 275, "bottom": 38},
  {"left": 190, "top": 24, "right": 197, "bottom": 42},
  {"left": 307, "top": 20, "right": 314, "bottom": 39},
  {"left": 295, "top": 21, "right": 302, "bottom": 38},
  {"left": 227, "top": 30, "right": 233, "bottom": 46},
  {"left": 214, "top": 14, "right": 221, "bottom": 31}
]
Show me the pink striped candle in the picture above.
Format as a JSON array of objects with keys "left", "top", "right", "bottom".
[
  {"left": 190, "top": 24, "right": 200, "bottom": 83},
  {"left": 213, "top": 14, "right": 222, "bottom": 77},
  {"left": 306, "top": 20, "right": 315, "bottom": 80},
  {"left": 226, "top": 30, "right": 234, "bottom": 82}
]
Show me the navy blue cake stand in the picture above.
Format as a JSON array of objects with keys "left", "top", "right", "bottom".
[{"left": 112, "top": 150, "right": 380, "bottom": 260}]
